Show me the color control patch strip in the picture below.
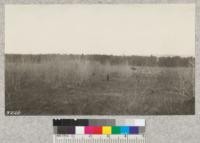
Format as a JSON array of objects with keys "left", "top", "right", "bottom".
[
  {"left": 53, "top": 119, "right": 145, "bottom": 135},
  {"left": 53, "top": 119, "right": 145, "bottom": 143}
]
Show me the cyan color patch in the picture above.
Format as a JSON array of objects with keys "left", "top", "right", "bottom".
[{"left": 120, "top": 126, "right": 129, "bottom": 134}]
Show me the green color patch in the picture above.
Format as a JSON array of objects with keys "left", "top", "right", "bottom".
[{"left": 112, "top": 126, "right": 120, "bottom": 134}]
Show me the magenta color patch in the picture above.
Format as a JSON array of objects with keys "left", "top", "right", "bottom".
[{"left": 85, "top": 126, "right": 94, "bottom": 134}]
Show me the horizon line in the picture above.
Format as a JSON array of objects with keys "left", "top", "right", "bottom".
[{"left": 5, "top": 53, "right": 195, "bottom": 58}]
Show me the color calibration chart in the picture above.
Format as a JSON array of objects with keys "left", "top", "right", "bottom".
[{"left": 53, "top": 119, "right": 145, "bottom": 143}]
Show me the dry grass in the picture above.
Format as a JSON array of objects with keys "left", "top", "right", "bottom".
[{"left": 5, "top": 56, "right": 195, "bottom": 115}]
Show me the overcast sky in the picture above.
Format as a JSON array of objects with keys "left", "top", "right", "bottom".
[{"left": 5, "top": 4, "right": 195, "bottom": 56}]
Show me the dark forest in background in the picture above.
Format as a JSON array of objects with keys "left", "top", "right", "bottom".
[{"left": 6, "top": 54, "right": 194, "bottom": 67}]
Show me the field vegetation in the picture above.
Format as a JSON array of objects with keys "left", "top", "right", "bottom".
[{"left": 5, "top": 54, "right": 195, "bottom": 115}]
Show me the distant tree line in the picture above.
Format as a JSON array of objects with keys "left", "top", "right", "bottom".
[{"left": 6, "top": 54, "right": 195, "bottom": 67}]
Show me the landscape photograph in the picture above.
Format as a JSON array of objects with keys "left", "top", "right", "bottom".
[{"left": 5, "top": 4, "right": 195, "bottom": 115}]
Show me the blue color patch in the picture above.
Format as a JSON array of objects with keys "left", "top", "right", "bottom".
[{"left": 129, "top": 126, "right": 139, "bottom": 134}]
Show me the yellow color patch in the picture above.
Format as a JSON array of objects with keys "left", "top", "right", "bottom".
[{"left": 102, "top": 126, "right": 111, "bottom": 134}]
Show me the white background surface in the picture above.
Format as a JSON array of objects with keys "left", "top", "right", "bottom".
[{"left": 0, "top": 0, "right": 200, "bottom": 143}]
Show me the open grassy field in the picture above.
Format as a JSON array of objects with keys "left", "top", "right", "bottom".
[{"left": 5, "top": 55, "right": 195, "bottom": 115}]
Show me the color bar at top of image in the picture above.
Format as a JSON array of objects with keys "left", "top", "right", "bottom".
[
  {"left": 116, "top": 119, "right": 145, "bottom": 126},
  {"left": 53, "top": 119, "right": 116, "bottom": 126},
  {"left": 89, "top": 119, "right": 116, "bottom": 126},
  {"left": 53, "top": 119, "right": 145, "bottom": 126},
  {"left": 53, "top": 119, "right": 89, "bottom": 126}
]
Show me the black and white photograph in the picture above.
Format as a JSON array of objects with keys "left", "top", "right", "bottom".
[{"left": 5, "top": 4, "right": 195, "bottom": 115}]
